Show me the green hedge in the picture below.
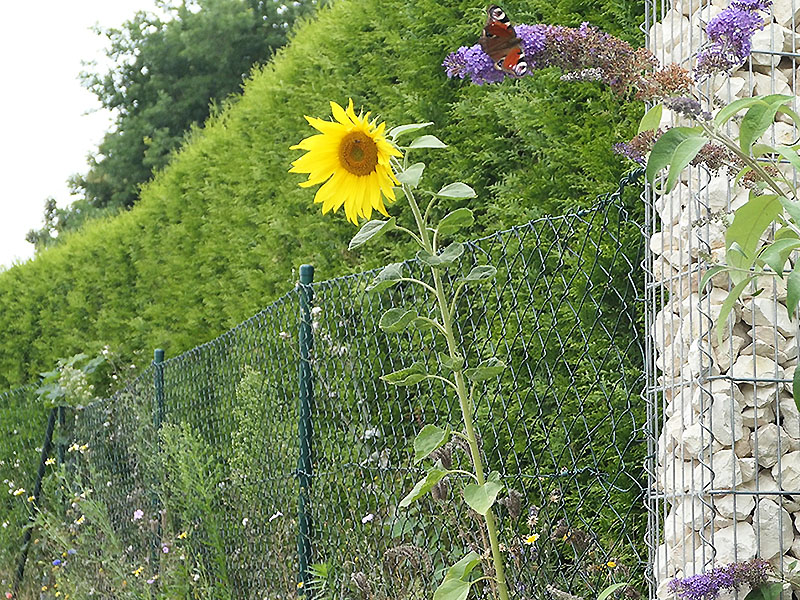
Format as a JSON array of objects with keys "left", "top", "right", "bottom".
[{"left": 0, "top": 0, "right": 643, "bottom": 388}]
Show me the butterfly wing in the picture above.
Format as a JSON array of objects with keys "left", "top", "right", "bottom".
[{"left": 478, "top": 5, "right": 529, "bottom": 77}]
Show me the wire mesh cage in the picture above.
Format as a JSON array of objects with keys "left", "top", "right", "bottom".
[
  {"left": 3, "top": 196, "right": 649, "bottom": 600},
  {"left": 644, "top": 0, "right": 800, "bottom": 598}
]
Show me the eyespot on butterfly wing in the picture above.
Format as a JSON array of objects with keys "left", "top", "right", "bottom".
[{"left": 478, "top": 5, "right": 529, "bottom": 77}]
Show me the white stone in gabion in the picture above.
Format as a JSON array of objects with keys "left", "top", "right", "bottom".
[
  {"left": 771, "top": 451, "right": 800, "bottom": 492},
  {"left": 742, "top": 404, "right": 775, "bottom": 428},
  {"left": 714, "top": 76, "right": 747, "bottom": 104},
  {"left": 656, "top": 183, "right": 686, "bottom": 226},
  {"left": 740, "top": 457, "right": 756, "bottom": 483},
  {"left": 730, "top": 354, "right": 785, "bottom": 383},
  {"left": 653, "top": 307, "right": 682, "bottom": 349},
  {"left": 742, "top": 298, "right": 794, "bottom": 337},
  {"left": 752, "top": 423, "right": 784, "bottom": 468},
  {"left": 688, "top": 339, "right": 719, "bottom": 378},
  {"left": 682, "top": 422, "right": 712, "bottom": 456},
  {"left": 649, "top": 9, "right": 693, "bottom": 54},
  {"left": 741, "top": 383, "right": 780, "bottom": 408},
  {"left": 753, "top": 71, "right": 793, "bottom": 97},
  {"left": 705, "top": 452, "right": 743, "bottom": 488},
  {"left": 772, "top": 0, "right": 800, "bottom": 27},
  {"left": 658, "top": 460, "right": 698, "bottom": 494},
  {"left": 664, "top": 510, "right": 693, "bottom": 545},
  {"left": 715, "top": 493, "right": 755, "bottom": 520},
  {"left": 780, "top": 397, "right": 800, "bottom": 438},
  {"left": 712, "top": 522, "right": 757, "bottom": 563},
  {"left": 711, "top": 391, "right": 744, "bottom": 446},
  {"left": 735, "top": 432, "right": 751, "bottom": 458},
  {"left": 671, "top": 495, "right": 710, "bottom": 531},
  {"left": 703, "top": 175, "right": 732, "bottom": 212},
  {"left": 755, "top": 498, "right": 794, "bottom": 559},
  {"left": 750, "top": 23, "right": 785, "bottom": 67},
  {"left": 650, "top": 231, "right": 682, "bottom": 256}
]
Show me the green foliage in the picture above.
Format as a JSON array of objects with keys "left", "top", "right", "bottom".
[
  {"left": 29, "top": 0, "right": 322, "bottom": 248},
  {"left": 0, "top": 0, "right": 642, "bottom": 389}
]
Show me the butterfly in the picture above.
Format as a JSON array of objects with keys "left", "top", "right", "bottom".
[{"left": 478, "top": 5, "right": 529, "bottom": 77}]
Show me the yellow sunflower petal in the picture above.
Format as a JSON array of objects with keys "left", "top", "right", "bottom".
[{"left": 330, "top": 101, "right": 349, "bottom": 126}]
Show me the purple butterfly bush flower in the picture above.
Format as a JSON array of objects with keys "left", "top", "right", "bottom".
[
  {"left": 667, "top": 559, "right": 771, "bottom": 600},
  {"left": 694, "top": 0, "right": 772, "bottom": 80}
]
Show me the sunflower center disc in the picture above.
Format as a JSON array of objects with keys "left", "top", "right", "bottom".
[{"left": 339, "top": 131, "right": 379, "bottom": 176}]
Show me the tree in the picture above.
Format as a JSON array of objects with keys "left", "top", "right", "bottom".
[{"left": 29, "top": 0, "right": 319, "bottom": 248}]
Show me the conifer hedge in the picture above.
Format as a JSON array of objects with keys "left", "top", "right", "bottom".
[{"left": 0, "top": 0, "right": 643, "bottom": 387}]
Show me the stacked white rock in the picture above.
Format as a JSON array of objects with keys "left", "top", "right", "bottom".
[{"left": 648, "top": 0, "right": 800, "bottom": 598}]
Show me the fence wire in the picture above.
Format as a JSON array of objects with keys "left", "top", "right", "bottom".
[{"left": 2, "top": 194, "right": 648, "bottom": 600}]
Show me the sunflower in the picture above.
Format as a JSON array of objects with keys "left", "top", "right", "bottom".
[{"left": 290, "top": 99, "right": 402, "bottom": 224}]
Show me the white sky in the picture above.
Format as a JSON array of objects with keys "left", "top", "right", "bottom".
[{"left": 0, "top": 0, "right": 160, "bottom": 270}]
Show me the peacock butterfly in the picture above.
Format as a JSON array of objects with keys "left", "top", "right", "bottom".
[{"left": 478, "top": 5, "right": 529, "bottom": 77}]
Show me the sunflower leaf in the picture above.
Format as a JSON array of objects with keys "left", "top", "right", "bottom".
[
  {"left": 438, "top": 208, "right": 475, "bottom": 236},
  {"left": 366, "top": 263, "right": 404, "bottom": 293},
  {"left": 381, "top": 362, "right": 428, "bottom": 386},
  {"left": 461, "top": 265, "right": 497, "bottom": 283},
  {"left": 463, "top": 478, "right": 504, "bottom": 515},
  {"left": 379, "top": 308, "right": 418, "bottom": 333},
  {"left": 464, "top": 358, "right": 506, "bottom": 382},
  {"left": 436, "top": 183, "right": 476, "bottom": 199},
  {"left": 396, "top": 163, "right": 425, "bottom": 188},
  {"left": 389, "top": 122, "right": 434, "bottom": 140},
  {"left": 399, "top": 467, "right": 447, "bottom": 508},
  {"left": 408, "top": 135, "right": 448, "bottom": 149},
  {"left": 417, "top": 243, "right": 465, "bottom": 268},
  {"left": 349, "top": 218, "right": 396, "bottom": 250},
  {"left": 413, "top": 424, "right": 450, "bottom": 463}
]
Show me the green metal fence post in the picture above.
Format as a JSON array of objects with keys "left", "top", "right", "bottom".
[
  {"left": 14, "top": 408, "right": 57, "bottom": 594},
  {"left": 153, "top": 348, "right": 165, "bottom": 430},
  {"left": 152, "top": 348, "right": 165, "bottom": 567},
  {"left": 297, "top": 264, "right": 314, "bottom": 594}
]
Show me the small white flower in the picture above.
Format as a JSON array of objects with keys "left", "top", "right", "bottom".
[
  {"left": 311, "top": 306, "right": 323, "bottom": 317},
  {"left": 268, "top": 511, "right": 283, "bottom": 522},
  {"left": 279, "top": 331, "right": 291, "bottom": 341},
  {"left": 242, "top": 518, "right": 249, "bottom": 526},
  {"left": 361, "top": 513, "right": 374, "bottom": 524}
]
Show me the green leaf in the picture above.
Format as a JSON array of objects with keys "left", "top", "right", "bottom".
[
  {"left": 396, "top": 163, "right": 425, "bottom": 188},
  {"left": 794, "top": 366, "right": 800, "bottom": 419},
  {"left": 462, "top": 265, "right": 497, "bottom": 283},
  {"left": 434, "top": 579, "right": 471, "bottom": 600},
  {"left": 399, "top": 467, "right": 447, "bottom": 508},
  {"left": 366, "top": 263, "right": 403, "bottom": 293},
  {"left": 758, "top": 238, "right": 800, "bottom": 276},
  {"left": 745, "top": 583, "right": 785, "bottom": 600},
  {"left": 349, "top": 218, "right": 397, "bottom": 250},
  {"left": 464, "top": 358, "right": 506, "bottom": 382},
  {"left": 417, "top": 243, "right": 465, "bottom": 268},
  {"left": 379, "top": 308, "right": 419, "bottom": 333},
  {"left": 714, "top": 97, "right": 767, "bottom": 128},
  {"left": 699, "top": 265, "right": 726, "bottom": 291},
  {"left": 726, "top": 194, "right": 782, "bottom": 272},
  {"left": 740, "top": 96, "right": 792, "bottom": 151},
  {"left": 782, "top": 197, "right": 800, "bottom": 225},
  {"left": 408, "top": 135, "right": 447, "bottom": 149},
  {"left": 778, "top": 103, "right": 800, "bottom": 128},
  {"left": 645, "top": 127, "right": 701, "bottom": 185},
  {"left": 439, "top": 352, "right": 465, "bottom": 372},
  {"left": 436, "top": 183, "right": 476, "bottom": 199},
  {"left": 381, "top": 362, "right": 428, "bottom": 386},
  {"left": 774, "top": 145, "right": 800, "bottom": 173},
  {"left": 716, "top": 276, "right": 754, "bottom": 345},
  {"left": 438, "top": 208, "right": 475, "bottom": 237},
  {"left": 445, "top": 552, "right": 482, "bottom": 581},
  {"left": 665, "top": 136, "right": 708, "bottom": 194},
  {"left": 788, "top": 261, "right": 800, "bottom": 319},
  {"left": 598, "top": 583, "right": 630, "bottom": 600},
  {"left": 413, "top": 424, "right": 450, "bottom": 463},
  {"left": 638, "top": 104, "right": 662, "bottom": 134},
  {"left": 389, "top": 122, "right": 434, "bottom": 139},
  {"left": 463, "top": 478, "right": 504, "bottom": 515}
]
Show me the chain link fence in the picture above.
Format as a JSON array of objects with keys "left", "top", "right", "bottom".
[{"left": 1, "top": 183, "right": 649, "bottom": 600}]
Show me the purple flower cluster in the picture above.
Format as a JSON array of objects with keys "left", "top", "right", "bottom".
[
  {"left": 694, "top": 0, "right": 772, "bottom": 80},
  {"left": 667, "top": 559, "right": 771, "bottom": 600},
  {"left": 663, "top": 96, "right": 712, "bottom": 121},
  {"left": 443, "top": 21, "right": 657, "bottom": 94}
]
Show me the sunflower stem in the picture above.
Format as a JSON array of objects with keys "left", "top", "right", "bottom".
[{"left": 402, "top": 183, "right": 511, "bottom": 600}]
